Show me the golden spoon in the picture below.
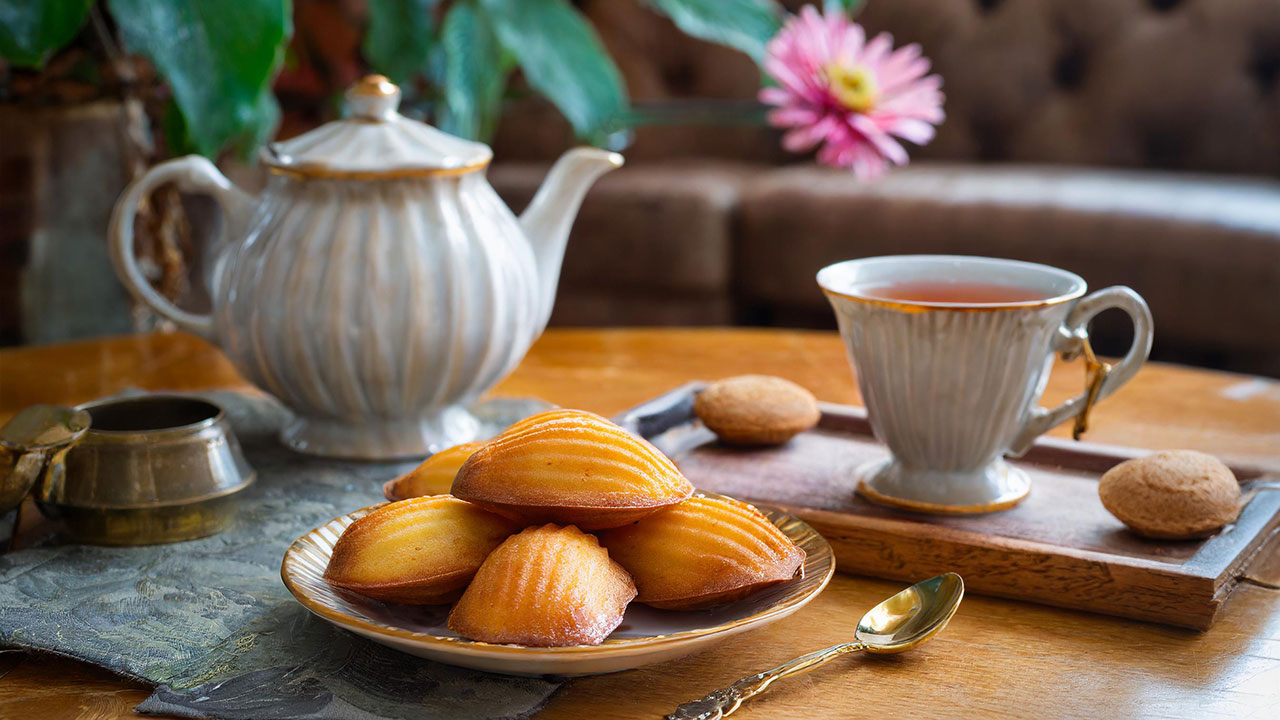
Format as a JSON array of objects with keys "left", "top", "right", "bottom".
[{"left": 666, "top": 573, "right": 964, "bottom": 720}]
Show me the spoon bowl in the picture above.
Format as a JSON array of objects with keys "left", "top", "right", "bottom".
[{"left": 857, "top": 572, "right": 964, "bottom": 653}]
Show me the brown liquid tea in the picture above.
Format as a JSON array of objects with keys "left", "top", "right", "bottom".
[{"left": 860, "top": 280, "right": 1051, "bottom": 304}]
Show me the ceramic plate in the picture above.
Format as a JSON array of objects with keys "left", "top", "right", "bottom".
[{"left": 281, "top": 498, "right": 835, "bottom": 676}]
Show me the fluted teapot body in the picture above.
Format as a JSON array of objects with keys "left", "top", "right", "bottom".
[{"left": 110, "top": 76, "right": 621, "bottom": 458}]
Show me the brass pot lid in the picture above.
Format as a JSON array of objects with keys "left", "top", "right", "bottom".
[
  {"left": 263, "top": 75, "right": 492, "bottom": 178},
  {"left": 0, "top": 405, "right": 89, "bottom": 452}
]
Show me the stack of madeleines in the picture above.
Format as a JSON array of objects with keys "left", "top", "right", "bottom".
[{"left": 326, "top": 409, "right": 806, "bottom": 647}]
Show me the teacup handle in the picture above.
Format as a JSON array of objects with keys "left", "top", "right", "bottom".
[
  {"left": 1009, "top": 286, "right": 1153, "bottom": 455},
  {"left": 108, "top": 156, "right": 252, "bottom": 341}
]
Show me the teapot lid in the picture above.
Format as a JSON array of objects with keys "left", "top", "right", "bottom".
[{"left": 263, "top": 75, "right": 492, "bottom": 178}]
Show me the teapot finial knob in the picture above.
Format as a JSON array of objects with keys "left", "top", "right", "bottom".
[{"left": 347, "top": 75, "right": 401, "bottom": 121}]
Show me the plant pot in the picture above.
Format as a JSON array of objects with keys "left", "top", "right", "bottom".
[{"left": 0, "top": 100, "right": 143, "bottom": 344}]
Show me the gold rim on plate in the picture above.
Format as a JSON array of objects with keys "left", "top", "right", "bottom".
[{"left": 280, "top": 494, "right": 835, "bottom": 656}]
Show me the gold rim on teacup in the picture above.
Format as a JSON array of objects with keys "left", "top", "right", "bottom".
[{"left": 817, "top": 254, "right": 1088, "bottom": 313}]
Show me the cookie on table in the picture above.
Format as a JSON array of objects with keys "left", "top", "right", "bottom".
[
  {"left": 1098, "top": 450, "right": 1241, "bottom": 540},
  {"left": 694, "top": 375, "right": 820, "bottom": 446}
]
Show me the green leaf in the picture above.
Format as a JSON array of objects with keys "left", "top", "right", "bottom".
[
  {"left": 240, "top": 83, "right": 281, "bottom": 154},
  {"left": 824, "top": 0, "right": 867, "bottom": 15},
  {"left": 478, "top": 0, "right": 627, "bottom": 141},
  {"left": 363, "top": 0, "right": 439, "bottom": 85},
  {"left": 438, "top": 1, "right": 509, "bottom": 141},
  {"left": 107, "top": 0, "right": 291, "bottom": 158},
  {"left": 644, "top": 0, "right": 781, "bottom": 64},
  {"left": 162, "top": 99, "right": 199, "bottom": 156},
  {"left": 0, "top": 0, "right": 93, "bottom": 67}
]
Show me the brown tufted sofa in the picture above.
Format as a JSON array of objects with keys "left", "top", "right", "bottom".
[{"left": 490, "top": 0, "right": 1280, "bottom": 377}]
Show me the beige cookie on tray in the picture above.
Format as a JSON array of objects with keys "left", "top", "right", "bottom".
[
  {"left": 694, "top": 375, "right": 820, "bottom": 446},
  {"left": 1098, "top": 450, "right": 1242, "bottom": 540}
]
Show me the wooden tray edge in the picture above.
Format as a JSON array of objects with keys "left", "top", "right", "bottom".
[{"left": 614, "top": 382, "right": 1280, "bottom": 631}]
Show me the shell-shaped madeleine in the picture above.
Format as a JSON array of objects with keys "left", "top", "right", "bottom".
[
  {"left": 597, "top": 496, "right": 805, "bottom": 610},
  {"left": 451, "top": 409, "right": 694, "bottom": 530},
  {"left": 324, "top": 496, "right": 520, "bottom": 604},
  {"left": 447, "top": 524, "right": 637, "bottom": 647},
  {"left": 384, "top": 441, "right": 484, "bottom": 501}
]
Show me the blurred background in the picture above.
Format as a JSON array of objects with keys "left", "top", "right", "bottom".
[{"left": 3, "top": 0, "right": 1279, "bottom": 376}]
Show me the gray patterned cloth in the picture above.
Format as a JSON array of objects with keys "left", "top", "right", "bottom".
[{"left": 0, "top": 390, "right": 562, "bottom": 720}]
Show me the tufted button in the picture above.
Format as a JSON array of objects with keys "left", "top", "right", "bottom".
[
  {"left": 1148, "top": 0, "right": 1183, "bottom": 11},
  {"left": 972, "top": 121, "right": 1006, "bottom": 161},
  {"left": 1054, "top": 45, "right": 1088, "bottom": 91},
  {"left": 975, "top": 0, "right": 1002, "bottom": 12},
  {"left": 662, "top": 63, "right": 697, "bottom": 94},
  {"left": 1142, "top": 129, "right": 1183, "bottom": 168},
  {"left": 1252, "top": 51, "right": 1279, "bottom": 96}
]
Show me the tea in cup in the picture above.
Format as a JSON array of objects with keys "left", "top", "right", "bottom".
[{"left": 818, "top": 255, "right": 1153, "bottom": 513}]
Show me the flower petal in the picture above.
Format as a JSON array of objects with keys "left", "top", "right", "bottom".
[
  {"left": 853, "top": 143, "right": 892, "bottom": 179},
  {"left": 764, "top": 55, "right": 806, "bottom": 94},
  {"left": 862, "top": 32, "right": 895, "bottom": 68},
  {"left": 834, "top": 21, "right": 867, "bottom": 65},
  {"left": 878, "top": 74, "right": 944, "bottom": 116},
  {"left": 851, "top": 114, "right": 909, "bottom": 165},
  {"left": 767, "top": 106, "right": 821, "bottom": 128},
  {"left": 762, "top": 6, "right": 943, "bottom": 175},
  {"left": 782, "top": 113, "right": 840, "bottom": 152},
  {"left": 877, "top": 44, "right": 931, "bottom": 91},
  {"left": 758, "top": 86, "right": 794, "bottom": 106},
  {"left": 883, "top": 117, "right": 936, "bottom": 144}
]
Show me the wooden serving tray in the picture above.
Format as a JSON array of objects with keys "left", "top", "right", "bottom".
[{"left": 614, "top": 383, "right": 1280, "bottom": 630}]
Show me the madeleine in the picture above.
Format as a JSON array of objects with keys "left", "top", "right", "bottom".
[
  {"left": 451, "top": 409, "right": 694, "bottom": 530},
  {"left": 598, "top": 496, "right": 805, "bottom": 609},
  {"left": 384, "top": 441, "right": 484, "bottom": 501},
  {"left": 447, "top": 524, "right": 636, "bottom": 647},
  {"left": 324, "top": 496, "right": 520, "bottom": 604}
]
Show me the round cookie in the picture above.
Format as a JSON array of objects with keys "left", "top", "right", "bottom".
[
  {"left": 1098, "top": 450, "right": 1241, "bottom": 540},
  {"left": 694, "top": 375, "right": 820, "bottom": 446}
]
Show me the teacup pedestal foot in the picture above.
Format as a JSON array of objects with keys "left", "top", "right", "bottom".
[
  {"left": 854, "top": 458, "right": 1030, "bottom": 514},
  {"left": 282, "top": 405, "right": 481, "bottom": 460}
]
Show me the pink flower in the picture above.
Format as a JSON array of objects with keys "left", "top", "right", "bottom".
[{"left": 760, "top": 5, "right": 944, "bottom": 179}]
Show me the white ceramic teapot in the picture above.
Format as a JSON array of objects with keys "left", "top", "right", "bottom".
[{"left": 109, "top": 75, "right": 621, "bottom": 459}]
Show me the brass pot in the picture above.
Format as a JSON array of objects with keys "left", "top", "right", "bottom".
[{"left": 2, "top": 395, "right": 254, "bottom": 546}]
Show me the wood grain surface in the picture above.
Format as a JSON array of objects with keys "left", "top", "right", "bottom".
[{"left": 2, "top": 328, "right": 1279, "bottom": 720}]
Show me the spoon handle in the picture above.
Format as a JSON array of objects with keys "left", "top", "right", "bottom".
[{"left": 665, "top": 641, "right": 867, "bottom": 720}]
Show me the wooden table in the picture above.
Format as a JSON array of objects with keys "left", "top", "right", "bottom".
[{"left": 2, "top": 329, "right": 1279, "bottom": 719}]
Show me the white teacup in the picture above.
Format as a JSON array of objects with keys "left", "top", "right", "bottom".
[{"left": 818, "top": 255, "right": 1153, "bottom": 514}]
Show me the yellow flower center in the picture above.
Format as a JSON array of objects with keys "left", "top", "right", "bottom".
[{"left": 827, "top": 63, "right": 879, "bottom": 113}]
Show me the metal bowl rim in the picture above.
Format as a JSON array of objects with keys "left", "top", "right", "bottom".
[{"left": 74, "top": 394, "right": 227, "bottom": 442}]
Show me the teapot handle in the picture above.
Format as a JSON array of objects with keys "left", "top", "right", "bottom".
[{"left": 108, "top": 156, "right": 251, "bottom": 340}]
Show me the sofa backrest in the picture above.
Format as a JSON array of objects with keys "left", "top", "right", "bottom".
[
  {"left": 494, "top": 0, "right": 1280, "bottom": 175},
  {"left": 856, "top": 0, "right": 1280, "bottom": 174}
]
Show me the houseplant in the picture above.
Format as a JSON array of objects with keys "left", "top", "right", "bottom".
[
  {"left": 0, "top": 0, "right": 860, "bottom": 343},
  {"left": 0, "top": 0, "right": 290, "bottom": 342}
]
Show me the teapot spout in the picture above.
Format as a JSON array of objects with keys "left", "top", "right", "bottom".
[{"left": 519, "top": 147, "right": 623, "bottom": 329}]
